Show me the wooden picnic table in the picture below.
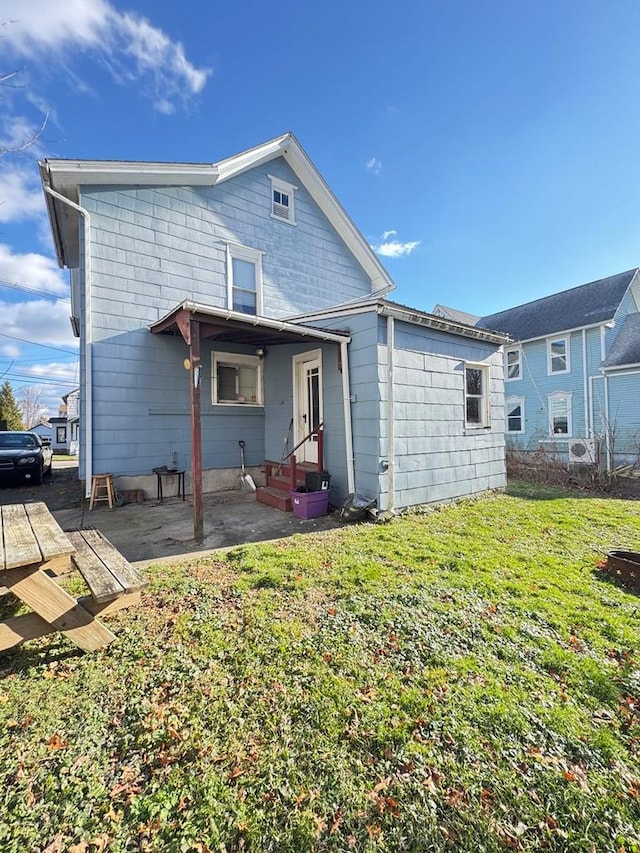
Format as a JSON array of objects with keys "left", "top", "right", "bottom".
[{"left": 0, "top": 502, "right": 144, "bottom": 653}]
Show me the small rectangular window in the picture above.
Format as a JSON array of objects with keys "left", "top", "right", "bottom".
[
  {"left": 464, "top": 363, "right": 490, "bottom": 428},
  {"left": 226, "top": 244, "right": 263, "bottom": 316},
  {"left": 548, "top": 337, "right": 569, "bottom": 374},
  {"left": 548, "top": 392, "right": 572, "bottom": 436},
  {"left": 56, "top": 427, "right": 67, "bottom": 443},
  {"left": 506, "top": 397, "right": 525, "bottom": 433},
  {"left": 505, "top": 347, "right": 521, "bottom": 380},
  {"left": 213, "top": 353, "right": 263, "bottom": 405},
  {"left": 269, "top": 174, "right": 297, "bottom": 224}
]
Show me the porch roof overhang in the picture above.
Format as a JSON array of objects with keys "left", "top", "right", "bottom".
[{"left": 149, "top": 301, "right": 351, "bottom": 347}]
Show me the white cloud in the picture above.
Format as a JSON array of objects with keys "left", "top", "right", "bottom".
[
  {"left": 366, "top": 156, "right": 382, "bottom": 175},
  {"left": 0, "top": 0, "right": 211, "bottom": 112},
  {"left": 0, "top": 244, "right": 68, "bottom": 295},
  {"left": 0, "top": 343, "right": 20, "bottom": 358},
  {"left": 0, "top": 164, "right": 44, "bottom": 223},
  {"left": 373, "top": 231, "right": 420, "bottom": 258},
  {"left": 1, "top": 297, "right": 78, "bottom": 349}
]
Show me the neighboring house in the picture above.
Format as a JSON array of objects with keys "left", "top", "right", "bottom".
[
  {"left": 39, "top": 133, "right": 508, "bottom": 520},
  {"left": 49, "top": 414, "right": 68, "bottom": 454},
  {"left": 28, "top": 421, "right": 52, "bottom": 445},
  {"left": 63, "top": 388, "right": 80, "bottom": 455},
  {"left": 432, "top": 304, "right": 480, "bottom": 326},
  {"left": 470, "top": 269, "right": 640, "bottom": 467}
]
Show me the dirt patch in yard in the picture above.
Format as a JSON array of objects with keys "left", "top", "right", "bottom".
[{"left": 0, "top": 460, "right": 83, "bottom": 511}]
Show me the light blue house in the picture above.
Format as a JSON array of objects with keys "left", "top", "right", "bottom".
[
  {"left": 470, "top": 269, "right": 640, "bottom": 468},
  {"left": 39, "top": 133, "right": 507, "bottom": 526}
]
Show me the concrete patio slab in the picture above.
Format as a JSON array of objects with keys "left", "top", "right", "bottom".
[{"left": 53, "top": 489, "right": 342, "bottom": 565}]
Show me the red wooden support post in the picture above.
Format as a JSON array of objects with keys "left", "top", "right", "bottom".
[
  {"left": 189, "top": 320, "right": 203, "bottom": 542},
  {"left": 290, "top": 454, "right": 297, "bottom": 491},
  {"left": 317, "top": 428, "right": 324, "bottom": 472}
]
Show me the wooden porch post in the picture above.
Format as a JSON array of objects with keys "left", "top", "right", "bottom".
[{"left": 189, "top": 320, "right": 203, "bottom": 542}]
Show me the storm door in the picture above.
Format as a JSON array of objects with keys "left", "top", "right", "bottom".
[{"left": 293, "top": 350, "right": 323, "bottom": 464}]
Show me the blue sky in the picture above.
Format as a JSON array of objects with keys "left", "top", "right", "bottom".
[{"left": 2, "top": 0, "right": 640, "bottom": 416}]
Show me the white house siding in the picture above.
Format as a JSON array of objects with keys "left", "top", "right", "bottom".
[
  {"left": 74, "top": 158, "right": 374, "bottom": 479},
  {"left": 383, "top": 320, "right": 505, "bottom": 510}
]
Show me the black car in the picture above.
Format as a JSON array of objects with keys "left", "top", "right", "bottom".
[{"left": 0, "top": 431, "right": 53, "bottom": 485}]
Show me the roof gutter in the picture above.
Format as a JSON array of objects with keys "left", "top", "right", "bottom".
[
  {"left": 42, "top": 182, "right": 93, "bottom": 499},
  {"left": 488, "top": 318, "right": 616, "bottom": 346},
  {"left": 377, "top": 303, "right": 509, "bottom": 345},
  {"left": 152, "top": 301, "right": 352, "bottom": 344}
]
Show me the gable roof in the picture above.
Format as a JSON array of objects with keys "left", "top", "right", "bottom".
[
  {"left": 432, "top": 304, "right": 481, "bottom": 326},
  {"left": 39, "top": 133, "right": 394, "bottom": 293},
  {"left": 477, "top": 269, "right": 639, "bottom": 341},
  {"left": 289, "top": 298, "right": 509, "bottom": 346},
  {"left": 602, "top": 313, "right": 640, "bottom": 369}
]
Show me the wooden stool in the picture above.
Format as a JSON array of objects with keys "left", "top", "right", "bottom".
[{"left": 90, "top": 473, "right": 116, "bottom": 510}]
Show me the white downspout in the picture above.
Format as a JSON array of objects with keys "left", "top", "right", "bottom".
[
  {"left": 387, "top": 315, "right": 395, "bottom": 512},
  {"left": 340, "top": 339, "right": 356, "bottom": 495},
  {"left": 582, "top": 329, "right": 589, "bottom": 436},
  {"left": 43, "top": 185, "right": 93, "bottom": 498}
]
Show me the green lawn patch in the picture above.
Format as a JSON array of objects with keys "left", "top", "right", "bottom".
[{"left": 1, "top": 482, "right": 639, "bottom": 851}]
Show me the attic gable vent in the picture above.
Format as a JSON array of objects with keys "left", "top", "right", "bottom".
[
  {"left": 269, "top": 174, "right": 297, "bottom": 225},
  {"left": 273, "top": 197, "right": 290, "bottom": 220}
]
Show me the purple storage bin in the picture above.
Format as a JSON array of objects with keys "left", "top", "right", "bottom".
[{"left": 289, "top": 489, "right": 330, "bottom": 519}]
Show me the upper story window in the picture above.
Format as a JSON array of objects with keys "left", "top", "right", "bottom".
[
  {"left": 268, "top": 174, "right": 297, "bottom": 225},
  {"left": 226, "top": 243, "right": 263, "bottom": 316},
  {"left": 212, "top": 352, "right": 263, "bottom": 406},
  {"left": 464, "top": 362, "right": 490, "bottom": 428},
  {"left": 548, "top": 391, "right": 572, "bottom": 436},
  {"left": 505, "top": 347, "right": 522, "bottom": 381},
  {"left": 547, "top": 337, "right": 569, "bottom": 374},
  {"left": 506, "top": 396, "right": 525, "bottom": 433}
]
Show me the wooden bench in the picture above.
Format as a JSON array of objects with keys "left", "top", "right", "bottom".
[
  {"left": 0, "top": 506, "right": 147, "bottom": 652},
  {"left": 67, "top": 530, "right": 148, "bottom": 603}
]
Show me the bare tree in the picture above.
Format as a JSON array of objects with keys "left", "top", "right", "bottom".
[{"left": 19, "top": 385, "right": 47, "bottom": 427}]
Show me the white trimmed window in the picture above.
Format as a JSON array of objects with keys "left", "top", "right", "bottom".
[
  {"left": 505, "top": 347, "right": 522, "bottom": 381},
  {"left": 464, "top": 362, "right": 490, "bottom": 428},
  {"left": 548, "top": 391, "right": 572, "bottom": 436},
  {"left": 547, "top": 337, "right": 569, "bottom": 374},
  {"left": 506, "top": 396, "right": 525, "bottom": 433},
  {"left": 212, "top": 353, "right": 263, "bottom": 405},
  {"left": 268, "top": 174, "right": 297, "bottom": 224},
  {"left": 226, "top": 244, "right": 263, "bottom": 315}
]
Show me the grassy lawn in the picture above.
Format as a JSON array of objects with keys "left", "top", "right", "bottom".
[{"left": 1, "top": 481, "right": 639, "bottom": 852}]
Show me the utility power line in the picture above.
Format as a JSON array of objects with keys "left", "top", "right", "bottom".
[
  {"left": 0, "top": 278, "right": 70, "bottom": 301},
  {"left": 0, "top": 330, "right": 78, "bottom": 355}
]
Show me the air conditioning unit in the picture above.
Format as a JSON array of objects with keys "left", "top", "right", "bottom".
[{"left": 568, "top": 438, "right": 596, "bottom": 464}]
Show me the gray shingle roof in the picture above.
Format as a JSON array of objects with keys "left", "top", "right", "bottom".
[
  {"left": 477, "top": 269, "right": 639, "bottom": 341},
  {"left": 602, "top": 313, "right": 640, "bottom": 368},
  {"left": 432, "top": 304, "right": 481, "bottom": 326}
]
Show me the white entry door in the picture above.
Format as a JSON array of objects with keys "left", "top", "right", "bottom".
[{"left": 293, "top": 350, "right": 323, "bottom": 464}]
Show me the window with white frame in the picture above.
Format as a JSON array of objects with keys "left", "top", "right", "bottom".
[
  {"left": 506, "top": 396, "right": 525, "bottom": 433},
  {"left": 548, "top": 392, "right": 572, "bottom": 436},
  {"left": 547, "top": 337, "right": 569, "bottom": 374},
  {"left": 212, "top": 353, "right": 263, "bottom": 405},
  {"left": 269, "top": 174, "right": 297, "bottom": 224},
  {"left": 505, "top": 347, "right": 522, "bottom": 380},
  {"left": 226, "top": 244, "right": 263, "bottom": 315},
  {"left": 464, "top": 363, "right": 490, "bottom": 428}
]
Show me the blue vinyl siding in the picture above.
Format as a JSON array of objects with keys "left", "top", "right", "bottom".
[
  {"left": 304, "top": 310, "right": 505, "bottom": 510},
  {"left": 77, "top": 157, "right": 374, "bottom": 477}
]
